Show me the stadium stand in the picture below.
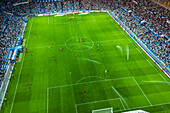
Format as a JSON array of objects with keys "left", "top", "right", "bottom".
[
  {"left": 0, "top": 0, "right": 169, "bottom": 89},
  {"left": 0, "top": 10, "right": 25, "bottom": 87}
]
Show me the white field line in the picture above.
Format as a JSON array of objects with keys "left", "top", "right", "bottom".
[
  {"left": 143, "top": 81, "right": 170, "bottom": 84},
  {"left": 75, "top": 104, "right": 78, "bottom": 113},
  {"left": 76, "top": 76, "right": 106, "bottom": 84},
  {"left": 79, "top": 44, "right": 92, "bottom": 48},
  {"left": 79, "top": 58, "right": 101, "bottom": 65},
  {"left": 137, "top": 46, "right": 168, "bottom": 85},
  {"left": 111, "top": 86, "right": 128, "bottom": 108},
  {"left": 91, "top": 13, "right": 96, "bottom": 21},
  {"left": 28, "top": 39, "right": 127, "bottom": 49},
  {"left": 47, "top": 88, "right": 49, "bottom": 113},
  {"left": 76, "top": 98, "right": 120, "bottom": 106},
  {"left": 137, "top": 46, "right": 168, "bottom": 84},
  {"left": 10, "top": 18, "right": 34, "bottom": 113},
  {"left": 108, "top": 14, "right": 168, "bottom": 85},
  {"left": 10, "top": 51, "right": 25, "bottom": 113},
  {"left": 136, "top": 48, "right": 147, "bottom": 59},
  {"left": 48, "top": 76, "right": 133, "bottom": 89},
  {"left": 114, "top": 101, "right": 170, "bottom": 113},
  {"left": 119, "top": 98, "right": 126, "bottom": 110},
  {"left": 92, "top": 107, "right": 113, "bottom": 113},
  {"left": 25, "top": 19, "right": 34, "bottom": 48},
  {"left": 47, "top": 77, "right": 132, "bottom": 113},
  {"left": 18, "top": 53, "right": 23, "bottom": 62},
  {"left": 111, "top": 107, "right": 113, "bottom": 113},
  {"left": 132, "top": 77, "right": 152, "bottom": 106},
  {"left": 146, "top": 59, "right": 169, "bottom": 85}
]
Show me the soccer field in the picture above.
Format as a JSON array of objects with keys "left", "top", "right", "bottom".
[{"left": 2, "top": 12, "right": 170, "bottom": 113}]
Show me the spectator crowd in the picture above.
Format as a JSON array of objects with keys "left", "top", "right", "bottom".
[
  {"left": 0, "top": 11, "right": 25, "bottom": 87},
  {"left": 0, "top": 0, "right": 169, "bottom": 88}
]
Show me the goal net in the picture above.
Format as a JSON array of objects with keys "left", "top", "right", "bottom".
[{"left": 92, "top": 107, "right": 113, "bottom": 113}]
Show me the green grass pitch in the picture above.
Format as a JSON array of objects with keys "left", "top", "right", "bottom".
[{"left": 1, "top": 12, "right": 170, "bottom": 113}]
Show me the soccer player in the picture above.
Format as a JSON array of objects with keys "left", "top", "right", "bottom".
[
  {"left": 52, "top": 56, "right": 56, "bottom": 61},
  {"left": 27, "top": 84, "right": 30, "bottom": 87},
  {"left": 4, "top": 97, "right": 7, "bottom": 102},
  {"left": 76, "top": 37, "right": 79, "bottom": 43},
  {"left": 27, "top": 84, "right": 32, "bottom": 90},
  {"left": 83, "top": 91, "right": 86, "bottom": 95},
  {"left": 97, "top": 44, "right": 100, "bottom": 51},
  {"left": 105, "top": 70, "right": 108, "bottom": 74},
  {"left": 80, "top": 91, "right": 87, "bottom": 95},
  {"left": 11, "top": 74, "right": 14, "bottom": 80},
  {"left": 91, "top": 55, "right": 93, "bottom": 59},
  {"left": 60, "top": 48, "right": 63, "bottom": 51}
]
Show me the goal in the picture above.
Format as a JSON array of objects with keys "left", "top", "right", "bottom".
[{"left": 92, "top": 107, "right": 113, "bottom": 113}]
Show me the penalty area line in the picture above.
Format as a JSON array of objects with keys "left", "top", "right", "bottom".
[
  {"left": 76, "top": 76, "right": 106, "bottom": 84},
  {"left": 75, "top": 104, "right": 78, "bottom": 113},
  {"left": 48, "top": 76, "right": 133, "bottom": 89},
  {"left": 47, "top": 88, "right": 49, "bottom": 113}
]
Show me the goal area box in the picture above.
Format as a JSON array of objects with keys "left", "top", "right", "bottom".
[{"left": 92, "top": 107, "right": 113, "bottom": 113}]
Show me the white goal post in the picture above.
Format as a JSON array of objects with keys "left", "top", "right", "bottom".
[{"left": 92, "top": 107, "right": 113, "bottom": 113}]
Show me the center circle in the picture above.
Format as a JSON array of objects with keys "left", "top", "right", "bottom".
[{"left": 65, "top": 37, "right": 94, "bottom": 52}]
